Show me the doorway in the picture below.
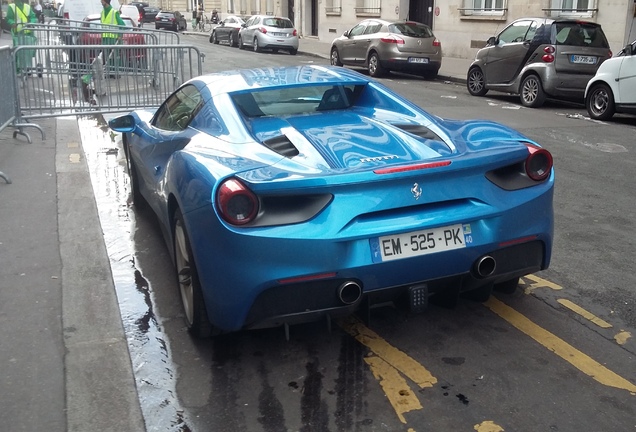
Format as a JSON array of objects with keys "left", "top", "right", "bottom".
[{"left": 408, "top": 0, "right": 434, "bottom": 28}]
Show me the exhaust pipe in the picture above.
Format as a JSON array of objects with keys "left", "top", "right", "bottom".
[
  {"left": 337, "top": 281, "right": 362, "bottom": 305},
  {"left": 475, "top": 255, "right": 496, "bottom": 278}
]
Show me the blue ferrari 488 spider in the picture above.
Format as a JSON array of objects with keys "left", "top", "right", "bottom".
[{"left": 109, "top": 65, "right": 554, "bottom": 338}]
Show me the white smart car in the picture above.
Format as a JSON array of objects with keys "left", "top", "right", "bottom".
[{"left": 585, "top": 40, "right": 636, "bottom": 120}]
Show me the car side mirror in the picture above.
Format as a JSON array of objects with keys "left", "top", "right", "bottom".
[
  {"left": 624, "top": 44, "right": 633, "bottom": 56},
  {"left": 486, "top": 36, "right": 497, "bottom": 46},
  {"left": 343, "top": 30, "right": 350, "bottom": 37},
  {"left": 109, "top": 115, "right": 136, "bottom": 133}
]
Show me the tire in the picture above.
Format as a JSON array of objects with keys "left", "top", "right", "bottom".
[
  {"left": 586, "top": 83, "right": 615, "bottom": 120},
  {"left": 289, "top": 48, "right": 297, "bottom": 55},
  {"left": 467, "top": 67, "right": 488, "bottom": 96},
  {"left": 330, "top": 47, "right": 342, "bottom": 66},
  {"left": 238, "top": 36, "right": 245, "bottom": 50},
  {"left": 212, "top": 31, "right": 219, "bottom": 44},
  {"left": 493, "top": 277, "right": 520, "bottom": 294},
  {"left": 173, "top": 209, "right": 216, "bottom": 338},
  {"left": 228, "top": 32, "right": 236, "bottom": 47},
  {"left": 367, "top": 52, "right": 385, "bottom": 77},
  {"left": 203, "top": 22, "right": 211, "bottom": 32},
  {"left": 123, "top": 137, "right": 146, "bottom": 208},
  {"left": 253, "top": 37, "right": 260, "bottom": 52},
  {"left": 520, "top": 74, "right": 546, "bottom": 108},
  {"left": 272, "top": 48, "right": 279, "bottom": 53}
]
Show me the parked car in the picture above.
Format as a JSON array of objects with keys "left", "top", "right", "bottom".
[
  {"left": 467, "top": 17, "right": 612, "bottom": 108},
  {"left": 155, "top": 10, "right": 187, "bottom": 32},
  {"left": 238, "top": 15, "right": 298, "bottom": 54},
  {"left": 140, "top": 6, "right": 159, "bottom": 24},
  {"left": 585, "top": 40, "right": 636, "bottom": 120},
  {"left": 119, "top": 4, "right": 140, "bottom": 27},
  {"left": 108, "top": 65, "right": 554, "bottom": 337},
  {"left": 330, "top": 19, "right": 442, "bottom": 79},
  {"left": 75, "top": 14, "right": 146, "bottom": 67},
  {"left": 210, "top": 15, "right": 245, "bottom": 47}
]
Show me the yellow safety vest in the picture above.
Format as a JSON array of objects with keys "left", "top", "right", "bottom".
[
  {"left": 9, "top": 3, "right": 32, "bottom": 34},
  {"left": 101, "top": 8, "right": 117, "bottom": 39}
]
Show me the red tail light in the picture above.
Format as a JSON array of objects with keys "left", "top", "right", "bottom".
[
  {"left": 542, "top": 45, "right": 555, "bottom": 63},
  {"left": 608, "top": 50, "right": 613, "bottom": 58},
  {"left": 293, "top": 29, "right": 297, "bottom": 36},
  {"left": 216, "top": 178, "right": 259, "bottom": 225},
  {"left": 524, "top": 144, "right": 553, "bottom": 181},
  {"left": 380, "top": 35, "right": 405, "bottom": 44},
  {"left": 258, "top": 27, "right": 267, "bottom": 34},
  {"left": 432, "top": 38, "right": 441, "bottom": 47}
]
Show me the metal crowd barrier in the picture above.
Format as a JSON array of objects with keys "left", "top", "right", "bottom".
[{"left": 13, "top": 44, "right": 203, "bottom": 120}]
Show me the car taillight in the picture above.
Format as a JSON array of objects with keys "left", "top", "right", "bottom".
[
  {"left": 380, "top": 35, "right": 405, "bottom": 44},
  {"left": 608, "top": 49, "right": 613, "bottom": 58},
  {"left": 524, "top": 144, "right": 553, "bottom": 181},
  {"left": 432, "top": 38, "right": 441, "bottom": 47},
  {"left": 542, "top": 45, "right": 555, "bottom": 63},
  {"left": 217, "top": 178, "right": 259, "bottom": 225},
  {"left": 293, "top": 29, "right": 297, "bottom": 36},
  {"left": 259, "top": 27, "right": 267, "bottom": 34}
]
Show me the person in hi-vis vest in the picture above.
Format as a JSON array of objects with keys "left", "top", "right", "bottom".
[
  {"left": 100, "top": 0, "right": 125, "bottom": 75},
  {"left": 6, "top": 0, "right": 37, "bottom": 74}
]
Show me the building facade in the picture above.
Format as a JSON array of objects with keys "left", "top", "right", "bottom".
[{"left": 209, "top": 0, "right": 636, "bottom": 59}]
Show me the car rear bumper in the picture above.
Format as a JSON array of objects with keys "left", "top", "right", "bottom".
[{"left": 185, "top": 184, "right": 554, "bottom": 332}]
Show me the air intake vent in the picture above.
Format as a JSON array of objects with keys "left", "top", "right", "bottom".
[
  {"left": 394, "top": 124, "right": 443, "bottom": 141},
  {"left": 262, "top": 135, "right": 300, "bottom": 158}
]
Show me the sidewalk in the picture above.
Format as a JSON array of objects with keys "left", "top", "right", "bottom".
[{"left": 0, "top": 119, "right": 145, "bottom": 432}]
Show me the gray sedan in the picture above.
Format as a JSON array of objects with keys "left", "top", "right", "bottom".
[
  {"left": 238, "top": 15, "right": 299, "bottom": 55},
  {"left": 330, "top": 19, "right": 442, "bottom": 79}
]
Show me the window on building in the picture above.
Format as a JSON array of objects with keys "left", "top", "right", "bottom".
[
  {"left": 325, "top": 0, "right": 342, "bottom": 15},
  {"left": 228, "top": 0, "right": 235, "bottom": 13},
  {"left": 355, "top": 0, "right": 381, "bottom": 16},
  {"left": 461, "top": 0, "right": 507, "bottom": 16},
  {"left": 545, "top": 0, "right": 596, "bottom": 18},
  {"left": 266, "top": 0, "right": 274, "bottom": 14},
  {"left": 239, "top": 0, "right": 248, "bottom": 15}
]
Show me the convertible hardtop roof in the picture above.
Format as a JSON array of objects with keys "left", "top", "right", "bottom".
[{"left": 195, "top": 65, "right": 370, "bottom": 97}]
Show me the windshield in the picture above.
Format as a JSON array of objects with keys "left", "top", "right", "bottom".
[{"left": 555, "top": 23, "right": 609, "bottom": 48}]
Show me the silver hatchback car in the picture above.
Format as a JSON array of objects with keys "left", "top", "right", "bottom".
[
  {"left": 467, "top": 18, "right": 612, "bottom": 107},
  {"left": 330, "top": 20, "right": 442, "bottom": 79},
  {"left": 238, "top": 15, "right": 299, "bottom": 55}
]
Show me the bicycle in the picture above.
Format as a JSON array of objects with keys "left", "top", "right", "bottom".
[{"left": 196, "top": 14, "right": 211, "bottom": 32}]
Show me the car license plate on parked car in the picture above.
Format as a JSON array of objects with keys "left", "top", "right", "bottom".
[
  {"left": 570, "top": 55, "right": 597, "bottom": 64},
  {"left": 370, "top": 223, "right": 473, "bottom": 263},
  {"left": 408, "top": 57, "right": 429, "bottom": 64}
]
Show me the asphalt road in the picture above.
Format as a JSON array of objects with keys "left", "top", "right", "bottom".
[{"left": 73, "top": 35, "right": 636, "bottom": 432}]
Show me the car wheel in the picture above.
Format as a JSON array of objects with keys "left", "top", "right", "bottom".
[
  {"left": 173, "top": 208, "right": 216, "bottom": 338},
  {"left": 586, "top": 83, "right": 615, "bottom": 120},
  {"left": 330, "top": 47, "right": 342, "bottom": 66},
  {"left": 212, "top": 31, "right": 219, "bottom": 44},
  {"left": 467, "top": 67, "right": 488, "bottom": 96},
  {"left": 238, "top": 35, "right": 244, "bottom": 49},
  {"left": 520, "top": 74, "right": 546, "bottom": 108},
  {"left": 228, "top": 32, "right": 235, "bottom": 47},
  {"left": 289, "top": 48, "right": 297, "bottom": 55},
  {"left": 272, "top": 48, "right": 279, "bottom": 53},
  {"left": 123, "top": 137, "right": 146, "bottom": 208},
  {"left": 253, "top": 37, "right": 260, "bottom": 52},
  {"left": 368, "top": 52, "right": 385, "bottom": 77},
  {"left": 493, "top": 277, "right": 520, "bottom": 294}
]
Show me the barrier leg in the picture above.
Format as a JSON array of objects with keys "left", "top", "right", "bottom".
[{"left": 0, "top": 171, "right": 11, "bottom": 184}]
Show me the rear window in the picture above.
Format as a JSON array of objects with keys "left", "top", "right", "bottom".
[
  {"left": 263, "top": 18, "right": 293, "bottom": 28},
  {"left": 388, "top": 22, "right": 433, "bottom": 38},
  {"left": 554, "top": 23, "right": 609, "bottom": 48},
  {"left": 231, "top": 85, "right": 360, "bottom": 117}
]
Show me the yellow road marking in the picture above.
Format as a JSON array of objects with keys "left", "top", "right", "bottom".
[
  {"left": 339, "top": 315, "right": 437, "bottom": 388},
  {"left": 364, "top": 355, "right": 423, "bottom": 424},
  {"left": 522, "top": 274, "right": 563, "bottom": 293},
  {"left": 474, "top": 420, "right": 504, "bottom": 431},
  {"left": 615, "top": 331, "right": 632, "bottom": 346},
  {"left": 485, "top": 297, "right": 636, "bottom": 394},
  {"left": 557, "top": 299, "right": 613, "bottom": 329}
]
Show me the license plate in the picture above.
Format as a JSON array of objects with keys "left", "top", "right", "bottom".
[
  {"left": 570, "top": 55, "right": 596, "bottom": 64},
  {"left": 408, "top": 57, "right": 429, "bottom": 64},
  {"left": 370, "top": 224, "right": 472, "bottom": 263}
]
